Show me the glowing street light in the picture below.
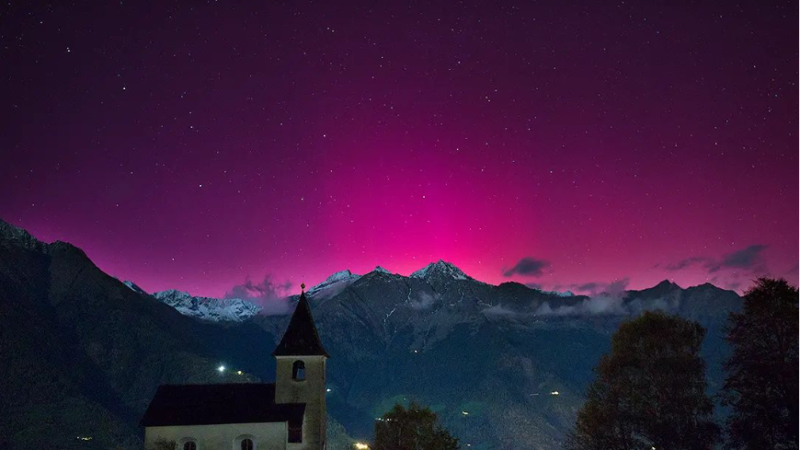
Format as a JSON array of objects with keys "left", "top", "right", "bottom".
[
  {"left": 354, "top": 442, "right": 370, "bottom": 450},
  {"left": 217, "top": 365, "right": 226, "bottom": 373}
]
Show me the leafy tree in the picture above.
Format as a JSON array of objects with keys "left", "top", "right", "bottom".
[
  {"left": 566, "top": 311, "right": 719, "bottom": 450},
  {"left": 374, "top": 402, "right": 459, "bottom": 450},
  {"left": 722, "top": 278, "right": 798, "bottom": 450}
]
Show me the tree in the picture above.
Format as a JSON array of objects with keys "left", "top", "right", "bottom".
[
  {"left": 722, "top": 278, "right": 798, "bottom": 450},
  {"left": 374, "top": 402, "right": 459, "bottom": 450},
  {"left": 566, "top": 311, "right": 719, "bottom": 450}
]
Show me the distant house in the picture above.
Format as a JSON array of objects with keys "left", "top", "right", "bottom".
[{"left": 141, "top": 287, "right": 329, "bottom": 450}]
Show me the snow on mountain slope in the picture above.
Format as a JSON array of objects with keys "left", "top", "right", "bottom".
[
  {"left": 122, "top": 280, "right": 149, "bottom": 296},
  {"left": 153, "top": 290, "right": 261, "bottom": 322},
  {"left": 410, "top": 259, "right": 469, "bottom": 280},
  {"left": 545, "top": 290, "right": 575, "bottom": 297},
  {"left": 122, "top": 281, "right": 261, "bottom": 322},
  {"left": 307, "top": 269, "right": 362, "bottom": 298}
]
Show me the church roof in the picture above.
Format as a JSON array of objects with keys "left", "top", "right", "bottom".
[
  {"left": 272, "top": 292, "right": 329, "bottom": 357},
  {"left": 140, "top": 383, "right": 304, "bottom": 427}
]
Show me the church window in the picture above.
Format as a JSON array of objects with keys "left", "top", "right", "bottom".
[
  {"left": 240, "top": 438, "right": 254, "bottom": 450},
  {"left": 292, "top": 360, "right": 305, "bottom": 381},
  {"left": 183, "top": 441, "right": 197, "bottom": 450},
  {"left": 289, "top": 424, "right": 302, "bottom": 443}
]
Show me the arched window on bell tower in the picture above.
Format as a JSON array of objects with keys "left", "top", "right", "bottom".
[{"left": 292, "top": 360, "right": 306, "bottom": 381}]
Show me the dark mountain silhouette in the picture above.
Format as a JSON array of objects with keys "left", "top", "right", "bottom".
[
  {"left": 0, "top": 219, "right": 741, "bottom": 450},
  {"left": 0, "top": 220, "right": 282, "bottom": 449}
]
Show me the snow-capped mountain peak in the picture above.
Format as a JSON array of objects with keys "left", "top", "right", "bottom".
[
  {"left": 307, "top": 269, "right": 361, "bottom": 297},
  {"left": 153, "top": 289, "right": 261, "bottom": 322},
  {"left": 410, "top": 260, "right": 469, "bottom": 281},
  {"left": 122, "top": 282, "right": 261, "bottom": 322},
  {"left": 325, "top": 269, "right": 359, "bottom": 283},
  {"left": 372, "top": 266, "right": 391, "bottom": 274}
]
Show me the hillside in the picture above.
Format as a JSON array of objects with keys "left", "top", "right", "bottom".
[
  {"left": 0, "top": 219, "right": 741, "bottom": 449},
  {"left": 0, "top": 220, "right": 285, "bottom": 449}
]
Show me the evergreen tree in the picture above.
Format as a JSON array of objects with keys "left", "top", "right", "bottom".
[
  {"left": 566, "top": 311, "right": 719, "bottom": 450},
  {"left": 722, "top": 278, "right": 798, "bottom": 449},
  {"left": 374, "top": 402, "right": 459, "bottom": 450}
]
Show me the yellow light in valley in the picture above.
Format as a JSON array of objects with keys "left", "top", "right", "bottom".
[{"left": 354, "top": 442, "right": 370, "bottom": 450}]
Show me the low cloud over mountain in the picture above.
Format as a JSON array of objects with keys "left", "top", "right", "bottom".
[{"left": 225, "top": 275, "right": 293, "bottom": 315}]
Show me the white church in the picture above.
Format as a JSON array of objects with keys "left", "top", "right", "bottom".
[{"left": 141, "top": 286, "right": 330, "bottom": 450}]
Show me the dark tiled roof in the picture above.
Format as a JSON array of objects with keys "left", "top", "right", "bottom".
[
  {"left": 140, "top": 383, "right": 305, "bottom": 427},
  {"left": 272, "top": 292, "right": 329, "bottom": 357}
]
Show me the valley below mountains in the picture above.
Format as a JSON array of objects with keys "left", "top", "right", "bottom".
[{"left": 0, "top": 219, "right": 742, "bottom": 450}]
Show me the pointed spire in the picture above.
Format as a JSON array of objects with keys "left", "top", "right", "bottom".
[{"left": 272, "top": 289, "right": 329, "bottom": 357}]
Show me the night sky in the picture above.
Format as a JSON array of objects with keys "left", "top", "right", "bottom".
[{"left": 1, "top": 1, "right": 797, "bottom": 300}]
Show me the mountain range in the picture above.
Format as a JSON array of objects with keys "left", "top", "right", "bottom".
[{"left": 0, "top": 219, "right": 742, "bottom": 450}]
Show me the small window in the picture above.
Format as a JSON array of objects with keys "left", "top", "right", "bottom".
[
  {"left": 292, "top": 360, "right": 305, "bottom": 381},
  {"left": 240, "top": 438, "right": 253, "bottom": 450},
  {"left": 288, "top": 425, "right": 302, "bottom": 443},
  {"left": 183, "top": 442, "right": 197, "bottom": 450}
]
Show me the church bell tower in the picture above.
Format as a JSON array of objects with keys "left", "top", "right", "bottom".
[{"left": 273, "top": 284, "right": 329, "bottom": 450}]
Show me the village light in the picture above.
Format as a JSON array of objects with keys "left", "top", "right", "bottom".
[
  {"left": 217, "top": 365, "right": 226, "bottom": 373},
  {"left": 550, "top": 391, "right": 560, "bottom": 396},
  {"left": 237, "top": 370, "right": 243, "bottom": 375},
  {"left": 354, "top": 442, "right": 370, "bottom": 450}
]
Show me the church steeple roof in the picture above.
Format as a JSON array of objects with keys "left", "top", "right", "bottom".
[{"left": 272, "top": 286, "right": 329, "bottom": 358}]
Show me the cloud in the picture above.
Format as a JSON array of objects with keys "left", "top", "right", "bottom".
[
  {"left": 568, "top": 278, "right": 630, "bottom": 297},
  {"left": 707, "top": 244, "right": 768, "bottom": 273},
  {"left": 664, "top": 256, "right": 710, "bottom": 271},
  {"left": 724, "top": 280, "right": 744, "bottom": 291},
  {"left": 663, "top": 244, "right": 768, "bottom": 275},
  {"left": 503, "top": 257, "right": 550, "bottom": 277},
  {"left": 409, "top": 291, "right": 439, "bottom": 310},
  {"left": 534, "top": 294, "right": 627, "bottom": 316},
  {"left": 482, "top": 304, "right": 520, "bottom": 316},
  {"left": 572, "top": 282, "right": 602, "bottom": 293},
  {"left": 533, "top": 277, "right": 680, "bottom": 317},
  {"left": 225, "top": 275, "right": 293, "bottom": 315},
  {"left": 483, "top": 278, "right": 652, "bottom": 318}
]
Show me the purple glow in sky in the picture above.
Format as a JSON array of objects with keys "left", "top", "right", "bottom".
[{"left": 1, "top": 1, "right": 797, "bottom": 298}]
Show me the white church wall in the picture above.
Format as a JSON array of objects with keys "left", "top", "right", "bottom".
[{"left": 145, "top": 421, "right": 287, "bottom": 450}]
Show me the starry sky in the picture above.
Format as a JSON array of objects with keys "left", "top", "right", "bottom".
[{"left": 1, "top": 1, "right": 797, "bottom": 300}]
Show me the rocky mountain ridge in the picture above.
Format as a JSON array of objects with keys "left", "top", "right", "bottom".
[
  {"left": 0, "top": 218, "right": 743, "bottom": 450},
  {"left": 121, "top": 281, "right": 262, "bottom": 322}
]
